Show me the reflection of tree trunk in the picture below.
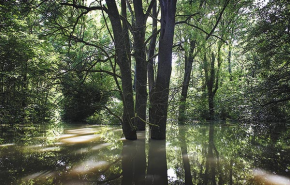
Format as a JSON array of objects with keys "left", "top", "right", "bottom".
[
  {"left": 229, "top": 159, "right": 233, "bottom": 185},
  {"left": 134, "top": 132, "right": 146, "bottom": 184},
  {"left": 204, "top": 124, "right": 217, "bottom": 185},
  {"left": 121, "top": 141, "right": 134, "bottom": 185},
  {"left": 178, "top": 126, "right": 193, "bottom": 185},
  {"left": 121, "top": 133, "right": 146, "bottom": 185},
  {"left": 146, "top": 140, "right": 168, "bottom": 185}
]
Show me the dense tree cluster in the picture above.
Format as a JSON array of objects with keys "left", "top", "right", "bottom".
[{"left": 0, "top": 0, "right": 289, "bottom": 139}]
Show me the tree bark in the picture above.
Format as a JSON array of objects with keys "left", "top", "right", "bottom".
[
  {"left": 178, "top": 40, "right": 195, "bottom": 123},
  {"left": 133, "top": 0, "right": 148, "bottom": 131},
  {"left": 204, "top": 43, "right": 222, "bottom": 120},
  {"left": 106, "top": 0, "right": 136, "bottom": 140},
  {"left": 147, "top": 1, "right": 157, "bottom": 125},
  {"left": 150, "top": 0, "right": 177, "bottom": 140}
]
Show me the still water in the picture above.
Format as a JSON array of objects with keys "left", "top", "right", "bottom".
[{"left": 0, "top": 123, "right": 290, "bottom": 185}]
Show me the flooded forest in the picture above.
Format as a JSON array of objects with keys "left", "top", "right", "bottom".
[{"left": 1, "top": 0, "right": 290, "bottom": 184}]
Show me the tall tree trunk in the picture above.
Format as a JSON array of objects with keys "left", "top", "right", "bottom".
[
  {"left": 106, "top": 0, "right": 136, "bottom": 140},
  {"left": 204, "top": 43, "right": 222, "bottom": 120},
  {"left": 147, "top": 1, "right": 157, "bottom": 125},
  {"left": 133, "top": 0, "right": 148, "bottom": 131},
  {"left": 178, "top": 40, "right": 195, "bottom": 123},
  {"left": 150, "top": 0, "right": 177, "bottom": 140}
]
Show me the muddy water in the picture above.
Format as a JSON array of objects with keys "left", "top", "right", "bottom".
[{"left": 0, "top": 123, "right": 289, "bottom": 184}]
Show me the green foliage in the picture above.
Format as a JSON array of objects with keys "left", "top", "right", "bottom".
[
  {"left": 1, "top": 0, "right": 289, "bottom": 127},
  {"left": 0, "top": 2, "right": 60, "bottom": 125},
  {"left": 61, "top": 72, "right": 108, "bottom": 122},
  {"left": 243, "top": 0, "right": 290, "bottom": 121}
]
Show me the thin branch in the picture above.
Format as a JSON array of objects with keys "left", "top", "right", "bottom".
[
  {"left": 84, "top": 69, "right": 121, "bottom": 78},
  {"left": 119, "top": 15, "right": 133, "bottom": 32},
  {"left": 176, "top": 21, "right": 227, "bottom": 43},
  {"left": 145, "top": 0, "right": 156, "bottom": 20},
  {"left": 176, "top": 13, "right": 199, "bottom": 17},
  {"left": 147, "top": 53, "right": 159, "bottom": 63},
  {"left": 103, "top": 106, "right": 123, "bottom": 123},
  {"left": 70, "top": 35, "right": 112, "bottom": 60},
  {"left": 60, "top": 2, "right": 107, "bottom": 13},
  {"left": 205, "top": 0, "right": 230, "bottom": 40},
  {"left": 262, "top": 97, "right": 290, "bottom": 107},
  {"left": 145, "top": 29, "right": 161, "bottom": 45},
  {"left": 102, "top": 9, "right": 115, "bottom": 43}
]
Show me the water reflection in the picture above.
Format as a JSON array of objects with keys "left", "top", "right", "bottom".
[
  {"left": 146, "top": 139, "right": 168, "bottom": 185},
  {"left": 0, "top": 123, "right": 290, "bottom": 184}
]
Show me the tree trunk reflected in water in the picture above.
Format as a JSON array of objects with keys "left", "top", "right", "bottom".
[
  {"left": 204, "top": 124, "right": 217, "bottom": 185},
  {"left": 178, "top": 125, "right": 194, "bottom": 185},
  {"left": 146, "top": 139, "right": 168, "bottom": 185},
  {"left": 122, "top": 132, "right": 146, "bottom": 185},
  {"left": 1, "top": 124, "right": 290, "bottom": 184}
]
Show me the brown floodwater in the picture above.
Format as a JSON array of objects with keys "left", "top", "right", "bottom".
[{"left": 0, "top": 123, "right": 290, "bottom": 185}]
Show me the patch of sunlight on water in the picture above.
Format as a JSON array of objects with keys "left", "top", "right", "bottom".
[
  {"left": 60, "top": 134, "right": 101, "bottom": 143},
  {"left": 22, "top": 171, "right": 56, "bottom": 182},
  {"left": 58, "top": 134, "right": 76, "bottom": 139},
  {"left": 253, "top": 169, "right": 290, "bottom": 185},
  {"left": 0, "top": 143, "right": 14, "bottom": 147},
  {"left": 39, "top": 146, "right": 60, "bottom": 152},
  {"left": 91, "top": 142, "right": 111, "bottom": 151},
  {"left": 71, "top": 159, "right": 109, "bottom": 174},
  {"left": 65, "top": 128, "right": 98, "bottom": 135},
  {"left": 74, "top": 142, "right": 112, "bottom": 154}
]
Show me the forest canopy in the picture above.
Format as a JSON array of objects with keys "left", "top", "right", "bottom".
[{"left": 0, "top": 0, "right": 289, "bottom": 140}]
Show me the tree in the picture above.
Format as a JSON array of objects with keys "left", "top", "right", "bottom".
[
  {"left": 104, "top": 0, "right": 137, "bottom": 139},
  {"left": 244, "top": 0, "right": 290, "bottom": 121},
  {"left": 126, "top": 0, "right": 156, "bottom": 131},
  {"left": 150, "top": 0, "right": 177, "bottom": 139},
  {"left": 0, "top": 1, "right": 59, "bottom": 125}
]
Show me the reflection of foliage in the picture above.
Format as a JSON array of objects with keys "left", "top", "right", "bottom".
[
  {"left": 1, "top": 123, "right": 290, "bottom": 184},
  {"left": 0, "top": 123, "right": 124, "bottom": 185},
  {"left": 166, "top": 124, "right": 290, "bottom": 185}
]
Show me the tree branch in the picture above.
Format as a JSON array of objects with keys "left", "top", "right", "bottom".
[
  {"left": 145, "top": 29, "right": 161, "bottom": 45},
  {"left": 145, "top": 0, "right": 156, "bottom": 20},
  {"left": 205, "top": 0, "right": 230, "bottom": 40},
  {"left": 103, "top": 106, "right": 123, "bottom": 123},
  {"left": 262, "top": 97, "right": 290, "bottom": 107},
  {"left": 60, "top": 2, "right": 107, "bottom": 13},
  {"left": 176, "top": 21, "right": 227, "bottom": 43},
  {"left": 84, "top": 69, "right": 121, "bottom": 78}
]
